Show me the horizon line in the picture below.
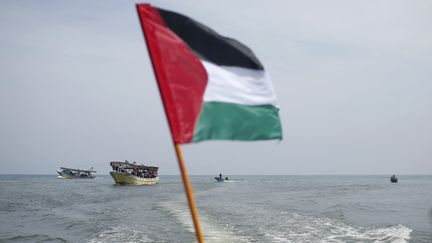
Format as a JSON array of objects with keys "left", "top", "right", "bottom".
[{"left": 0, "top": 173, "right": 431, "bottom": 176}]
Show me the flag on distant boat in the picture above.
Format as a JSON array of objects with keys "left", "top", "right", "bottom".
[{"left": 137, "top": 4, "right": 282, "bottom": 144}]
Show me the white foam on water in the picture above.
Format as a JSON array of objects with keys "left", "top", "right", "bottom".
[
  {"left": 224, "top": 180, "right": 248, "bottom": 183},
  {"left": 362, "top": 225, "right": 413, "bottom": 243},
  {"left": 263, "top": 213, "right": 412, "bottom": 243},
  {"left": 88, "top": 205, "right": 411, "bottom": 242},
  {"left": 88, "top": 225, "right": 154, "bottom": 243},
  {"left": 159, "top": 200, "right": 248, "bottom": 243}
]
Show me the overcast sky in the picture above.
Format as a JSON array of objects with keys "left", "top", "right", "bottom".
[{"left": 1, "top": 0, "right": 431, "bottom": 175}]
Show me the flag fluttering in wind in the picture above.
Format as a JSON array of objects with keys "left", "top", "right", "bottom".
[
  {"left": 136, "top": 4, "right": 282, "bottom": 242},
  {"left": 137, "top": 4, "right": 282, "bottom": 144}
]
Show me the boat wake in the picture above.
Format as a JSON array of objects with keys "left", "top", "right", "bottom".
[
  {"left": 223, "top": 180, "right": 248, "bottom": 183},
  {"left": 159, "top": 200, "right": 248, "bottom": 243},
  {"left": 262, "top": 212, "right": 412, "bottom": 243},
  {"left": 88, "top": 225, "right": 153, "bottom": 243},
  {"left": 158, "top": 201, "right": 412, "bottom": 242}
]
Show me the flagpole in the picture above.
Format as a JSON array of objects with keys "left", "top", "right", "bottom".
[{"left": 174, "top": 143, "right": 205, "bottom": 243}]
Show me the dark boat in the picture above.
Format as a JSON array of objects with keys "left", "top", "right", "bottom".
[
  {"left": 390, "top": 175, "right": 398, "bottom": 183},
  {"left": 214, "top": 173, "right": 229, "bottom": 182}
]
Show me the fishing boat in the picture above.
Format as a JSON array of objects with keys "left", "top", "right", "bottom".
[
  {"left": 109, "top": 161, "right": 159, "bottom": 185},
  {"left": 57, "top": 167, "right": 96, "bottom": 179}
]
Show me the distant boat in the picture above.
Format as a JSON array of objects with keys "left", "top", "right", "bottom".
[
  {"left": 214, "top": 175, "right": 229, "bottom": 182},
  {"left": 109, "top": 161, "right": 159, "bottom": 185},
  {"left": 57, "top": 167, "right": 96, "bottom": 179},
  {"left": 390, "top": 175, "right": 398, "bottom": 183}
]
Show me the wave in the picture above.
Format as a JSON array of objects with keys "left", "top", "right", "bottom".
[
  {"left": 5, "top": 234, "right": 67, "bottom": 242},
  {"left": 263, "top": 213, "right": 412, "bottom": 242}
]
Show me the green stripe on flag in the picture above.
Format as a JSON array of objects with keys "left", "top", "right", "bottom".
[{"left": 193, "top": 101, "right": 282, "bottom": 142}]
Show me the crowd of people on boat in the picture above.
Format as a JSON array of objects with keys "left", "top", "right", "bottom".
[{"left": 110, "top": 161, "right": 158, "bottom": 178}]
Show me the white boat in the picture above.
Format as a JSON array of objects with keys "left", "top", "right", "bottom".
[{"left": 57, "top": 167, "right": 96, "bottom": 179}]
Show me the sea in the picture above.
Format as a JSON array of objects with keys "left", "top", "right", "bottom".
[{"left": 0, "top": 175, "right": 431, "bottom": 243}]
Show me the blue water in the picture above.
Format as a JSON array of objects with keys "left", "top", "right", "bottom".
[{"left": 0, "top": 175, "right": 431, "bottom": 242}]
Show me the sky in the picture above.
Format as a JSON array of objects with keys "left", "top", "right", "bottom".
[{"left": 1, "top": 0, "right": 431, "bottom": 175}]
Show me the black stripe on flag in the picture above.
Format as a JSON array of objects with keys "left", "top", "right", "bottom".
[{"left": 157, "top": 8, "right": 264, "bottom": 70}]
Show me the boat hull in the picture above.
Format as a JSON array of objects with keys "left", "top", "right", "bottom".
[
  {"left": 110, "top": 171, "right": 159, "bottom": 185},
  {"left": 57, "top": 170, "right": 95, "bottom": 179}
]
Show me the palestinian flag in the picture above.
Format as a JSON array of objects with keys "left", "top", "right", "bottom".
[{"left": 136, "top": 4, "right": 282, "bottom": 144}]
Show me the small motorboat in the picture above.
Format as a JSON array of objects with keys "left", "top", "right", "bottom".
[
  {"left": 390, "top": 175, "right": 398, "bottom": 183},
  {"left": 215, "top": 173, "right": 230, "bottom": 182}
]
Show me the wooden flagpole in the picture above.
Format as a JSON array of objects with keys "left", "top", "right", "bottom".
[{"left": 174, "top": 143, "right": 204, "bottom": 243}]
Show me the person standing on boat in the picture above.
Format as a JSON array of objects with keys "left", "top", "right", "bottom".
[{"left": 219, "top": 173, "right": 222, "bottom": 178}]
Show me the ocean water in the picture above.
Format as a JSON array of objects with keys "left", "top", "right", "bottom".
[{"left": 0, "top": 175, "right": 431, "bottom": 242}]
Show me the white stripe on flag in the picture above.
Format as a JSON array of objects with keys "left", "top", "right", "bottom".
[{"left": 202, "top": 61, "right": 278, "bottom": 106}]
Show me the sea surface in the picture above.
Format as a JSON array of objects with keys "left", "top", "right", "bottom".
[{"left": 0, "top": 175, "right": 431, "bottom": 242}]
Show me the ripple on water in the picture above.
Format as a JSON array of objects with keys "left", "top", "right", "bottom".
[{"left": 5, "top": 234, "right": 67, "bottom": 242}]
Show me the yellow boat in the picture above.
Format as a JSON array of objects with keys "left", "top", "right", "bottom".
[
  {"left": 109, "top": 161, "right": 159, "bottom": 185},
  {"left": 110, "top": 171, "right": 159, "bottom": 185}
]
